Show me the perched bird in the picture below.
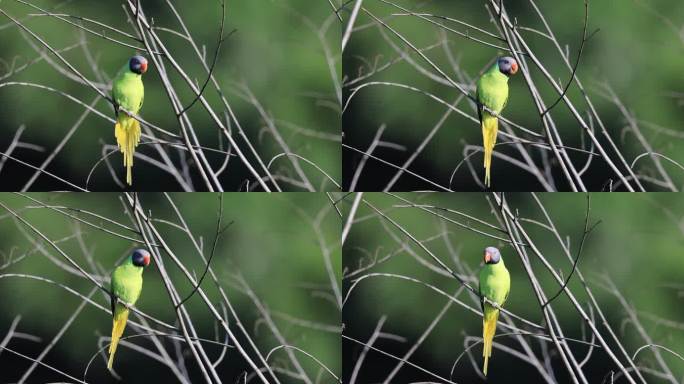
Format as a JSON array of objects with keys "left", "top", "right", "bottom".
[
  {"left": 112, "top": 55, "right": 148, "bottom": 186},
  {"left": 475, "top": 56, "right": 518, "bottom": 187},
  {"left": 108, "top": 249, "right": 151, "bottom": 370},
  {"left": 478, "top": 246, "right": 511, "bottom": 376}
]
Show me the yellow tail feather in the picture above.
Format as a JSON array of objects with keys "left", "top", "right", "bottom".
[
  {"left": 107, "top": 306, "right": 130, "bottom": 370},
  {"left": 482, "top": 307, "right": 499, "bottom": 376},
  {"left": 481, "top": 113, "right": 498, "bottom": 188},
  {"left": 114, "top": 115, "right": 141, "bottom": 186}
]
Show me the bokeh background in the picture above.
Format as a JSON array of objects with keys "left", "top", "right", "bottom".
[
  {"left": 0, "top": 1, "right": 341, "bottom": 191},
  {"left": 0, "top": 192, "right": 341, "bottom": 383},
  {"left": 343, "top": 192, "right": 684, "bottom": 382},
  {"left": 342, "top": 1, "right": 684, "bottom": 191}
]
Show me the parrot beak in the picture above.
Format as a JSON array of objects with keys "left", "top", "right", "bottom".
[
  {"left": 484, "top": 251, "right": 492, "bottom": 264},
  {"left": 140, "top": 61, "right": 148, "bottom": 74},
  {"left": 510, "top": 61, "right": 518, "bottom": 75},
  {"left": 143, "top": 253, "right": 151, "bottom": 267}
]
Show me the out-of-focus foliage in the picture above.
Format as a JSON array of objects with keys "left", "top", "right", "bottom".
[
  {"left": 0, "top": 1, "right": 341, "bottom": 190},
  {"left": 343, "top": 192, "right": 684, "bottom": 382},
  {"left": 343, "top": 1, "right": 684, "bottom": 191},
  {"left": 0, "top": 192, "right": 341, "bottom": 383}
]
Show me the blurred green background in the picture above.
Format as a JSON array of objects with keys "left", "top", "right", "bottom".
[
  {"left": 0, "top": 192, "right": 341, "bottom": 383},
  {"left": 0, "top": 0, "right": 341, "bottom": 191},
  {"left": 342, "top": 0, "right": 684, "bottom": 191},
  {"left": 343, "top": 192, "right": 684, "bottom": 382}
]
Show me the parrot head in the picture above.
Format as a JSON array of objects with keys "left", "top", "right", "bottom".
[
  {"left": 497, "top": 57, "right": 518, "bottom": 76},
  {"left": 131, "top": 249, "right": 151, "bottom": 267},
  {"left": 129, "top": 55, "right": 148, "bottom": 75},
  {"left": 483, "top": 246, "right": 502, "bottom": 264}
]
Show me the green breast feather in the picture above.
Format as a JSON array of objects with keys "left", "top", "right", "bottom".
[
  {"left": 111, "top": 264, "right": 144, "bottom": 305},
  {"left": 479, "top": 262, "right": 510, "bottom": 306},
  {"left": 112, "top": 68, "right": 145, "bottom": 114},
  {"left": 476, "top": 67, "right": 510, "bottom": 114}
]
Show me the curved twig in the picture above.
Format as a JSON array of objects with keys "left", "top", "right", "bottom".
[
  {"left": 542, "top": 194, "right": 600, "bottom": 307},
  {"left": 178, "top": 0, "right": 235, "bottom": 115},
  {"left": 541, "top": 0, "right": 592, "bottom": 116}
]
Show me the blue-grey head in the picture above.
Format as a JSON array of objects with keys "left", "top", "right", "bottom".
[
  {"left": 129, "top": 55, "right": 148, "bottom": 75},
  {"left": 484, "top": 246, "right": 502, "bottom": 264},
  {"left": 497, "top": 56, "right": 518, "bottom": 77},
  {"left": 131, "top": 249, "right": 151, "bottom": 267}
]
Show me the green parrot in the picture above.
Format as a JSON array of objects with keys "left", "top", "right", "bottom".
[
  {"left": 478, "top": 246, "right": 511, "bottom": 376},
  {"left": 108, "top": 249, "right": 151, "bottom": 370},
  {"left": 475, "top": 56, "right": 519, "bottom": 187},
  {"left": 112, "top": 55, "right": 148, "bottom": 186}
]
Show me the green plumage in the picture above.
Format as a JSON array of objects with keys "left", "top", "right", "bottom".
[
  {"left": 476, "top": 63, "right": 510, "bottom": 116},
  {"left": 112, "top": 65, "right": 144, "bottom": 115},
  {"left": 108, "top": 255, "right": 146, "bottom": 370},
  {"left": 478, "top": 252, "right": 511, "bottom": 376},
  {"left": 111, "top": 260, "right": 144, "bottom": 305},
  {"left": 112, "top": 57, "right": 146, "bottom": 185},
  {"left": 479, "top": 259, "right": 510, "bottom": 308},
  {"left": 476, "top": 58, "right": 515, "bottom": 187}
]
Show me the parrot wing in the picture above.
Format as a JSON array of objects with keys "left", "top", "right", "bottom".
[
  {"left": 111, "top": 70, "right": 124, "bottom": 117},
  {"left": 112, "top": 85, "right": 120, "bottom": 117},
  {"left": 500, "top": 93, "right": 509, "bottom": 115},
  {"left": 110, "top": 293, "right": 116, "bottom": 317},
  {"left": 478, "top": 277, "right": 485, "bottom": 313},
  {"left": 475, "top": 88, "right": 483, "bottom": 125}
]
